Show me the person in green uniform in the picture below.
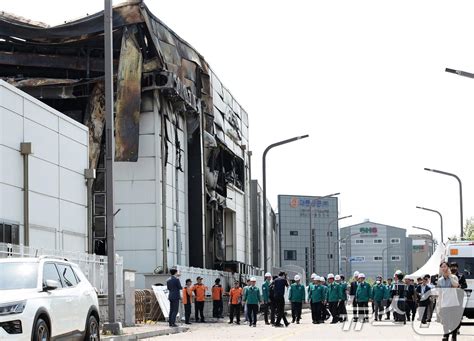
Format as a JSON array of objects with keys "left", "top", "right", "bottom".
[
  {"left": 336, "top": 275, "right": 348, "bottom": 322},
  {"left": 321, "top": 277, "right": 330, "bottom": 322},
  {"left": 308, "top": 273, "right": 317, "bottom": 322},
  {"left": 308, "top": 276, "right": 326, "bottom": 324},
  {"left": 262, "top": 272, "right": 272, "bottom": 325},
  {"left": 356, "top": 273, "right": 372, "bottom": 323},
  {"left": 243, "top": 277, "right": 262, "bottom": 327},
  {"left": 289, "top": 274, "right": 305, "bottom": 324},
  {"left": 372, "top": 275, "right": 386, "bottom": 321},
  {"left": 385, "top": 277, "right": 393, "bottom": 320},
  {"left": 327, "top": 274, "right": 340, "bottom": 324}
]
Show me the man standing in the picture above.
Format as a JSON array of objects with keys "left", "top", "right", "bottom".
[
  {"left": 372, "top": 276, "right": 386, "bottom": 321},
  {"left": 385, "top": 277, "right": 393, "bottom": 320},
  {"left": 405, "top": 278, "right": 416, "bottom": 322},
  {"left": 309, "top": 276, "right": 326, "bottom": 324},
  {"left": 262, "top": 272, "right": 272, "bottom": 325},
  {"left": 192, "top": 276, "right": 208, "bottom": 323},
  {"left": 337, "top": 275, "right": 348, "bottom": 322},
  {"left": 327, "top": 274, "right": 340, "bottom": 324},
  {"left": 273, "top": 272, "right": 290, "bottom": 327},
  {"left": 450, "top": 262, "right": 468, "bottom": 289},
  {"left": 243, "top": 277, "right": 262, "bottom": 327},
  {"left": 212, "top": 278, "right": 224, "bottom": 319},
  {"left": 349, "top": 271, "right": 359, "bottom": 322},
  {"left": 415, "top": 274, "right": 433, "bottom": 324},
  {"left": 166, "top": 268, "right": 182, "bottom": 327},
  {"left": 228, "top": 281, "right": 243, "bottom": 325},
  {"left": 182, "top": 279, "right": 193, "bottom": 325},
  {"left": 356, "top": 273, "right": 371, "bottom": 323},
  {"left": 289, "top": 275, "right": 305, "bottom": 324}
]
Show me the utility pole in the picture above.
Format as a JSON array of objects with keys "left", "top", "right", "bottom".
[{"left": 103, "top": 0, "right": 121, "bottom": 335}]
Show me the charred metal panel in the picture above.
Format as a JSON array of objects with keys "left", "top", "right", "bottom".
[
  {"left": 115, "top": 26, "right": 142, "bottom": 162},
  {"left": 83, "top": 81, "right": 106, "bottom": 170}
]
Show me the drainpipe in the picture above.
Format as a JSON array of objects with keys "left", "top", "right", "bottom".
[
  {"left": 161, "top": 109, "right": 168, "bottom": 273},
  {"left": 84, "top": 168, "right": 96, "bottom": 253},
  {"left": 20, "top": 142, "right": 32, "bottom": 246}
]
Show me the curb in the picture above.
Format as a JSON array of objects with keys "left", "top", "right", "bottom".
[{"left": 103, "top": 326, "right": 189, "bottom": 340}]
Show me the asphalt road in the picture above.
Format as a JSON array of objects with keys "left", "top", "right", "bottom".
[{"left": 147, "top": 310, "right": 474, "bottom": 340}]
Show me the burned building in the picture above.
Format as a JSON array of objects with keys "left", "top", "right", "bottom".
[{"left": 0, "top": 0, "right": 256, "bottom": 286}]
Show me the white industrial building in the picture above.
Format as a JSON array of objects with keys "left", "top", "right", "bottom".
[{"left": 0, "top": 80, "right": 89, "bottom": 252}]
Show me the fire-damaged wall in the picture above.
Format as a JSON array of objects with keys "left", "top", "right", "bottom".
[{"left": 0, "top": 0, "right": 259, "bottom": 285}]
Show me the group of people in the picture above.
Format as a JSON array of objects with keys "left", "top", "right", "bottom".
[{"left": 167, "top": 262, "right": 467, "bottom": 340}]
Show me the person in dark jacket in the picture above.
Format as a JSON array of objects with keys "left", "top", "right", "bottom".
[
  {"left": 391, "top": 271, "right": 407, "bottom": 324},
  {"left": 166, "top": 268, "right": 182, "bottom": 327},
  {"left": 269, "top": 276, "right": 277, "bottom": 325},
  {"left": 450, "top": 262, "right": 468, "bottom": 289},
  {"left": 349, "top": 271, "right": 359, "bottom": 322},
  {"left": 273, "top": 272, "right": 290, "bottom": 327},
  {"left": 415, "top": 274, "right": 433, "bottom": 324}
]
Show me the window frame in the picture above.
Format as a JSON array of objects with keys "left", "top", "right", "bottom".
[
  {"left": 355, "top": 239, "right": 364, "bottom": 244},
  {"left": 55, "top": 263, "right": 79, "bottom": 288},
  {"left": 289, "top": 231, "right": 298, "bottom": 236},
  {"left": 373, "top": 239, "right": 383, "bottom": 244},
  {"left": 284, "top": 250, "right": 297, "bottom": 261},
  {"left": 373, "top": 256, "right": 383, "bottom": 261},
  {"left": 390, "top": 238, "right": 401, "bottom": 244},
  {"left": 391, "top": 255, "right": 401, "bottom": 261}
]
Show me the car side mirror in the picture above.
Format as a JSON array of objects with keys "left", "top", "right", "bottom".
[{"left": 44, "top": 279, "right": 59, "bottom": 291}]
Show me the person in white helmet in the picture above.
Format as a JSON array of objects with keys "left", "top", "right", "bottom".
[
  {"left": 243, "top": 277, "right": 262, "bottom": 327},
  {"left": 350, "top": 271, "right": 360, "bottom": 321},
  {"left": 262, "top": 272, "right": 272, "bottom": 325},
  {"left": 289, "top": 274, "right": 305, "bottom": 323}
]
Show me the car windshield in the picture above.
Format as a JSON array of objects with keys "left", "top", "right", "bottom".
[{"left": 0, "top": 262, "right": 38, "bottom": 290}]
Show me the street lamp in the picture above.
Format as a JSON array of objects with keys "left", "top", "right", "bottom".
[
  {"left": 382, "top": 246, "right": 394, "bottom": 279},
  {"left": 332, "top": 232, "right": 360, "bottom": 275},
  {"left": 416, "top": 206, "right": 444, "bottom": 244},
  {"left": 424, "top": 168, "right": 464, "bottom": 238},
  {"left": 309, "top": 193, "right": 340, "bottom": 274},
  {"left": 412, "top": 226, "right": 434, "bottom": 254},
  {"left": 327, "top": 215, "right": 352, "bottom": 273},
  {"left": 262, "top": 134, "right": 309, "bottom": 271}
]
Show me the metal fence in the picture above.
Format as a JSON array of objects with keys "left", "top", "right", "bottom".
[
  {"left": 0, "top": 242, "right": 123, "bottom": 296},
  {"left": 176, "top": 265, "right": 265, "bottom": 292}
]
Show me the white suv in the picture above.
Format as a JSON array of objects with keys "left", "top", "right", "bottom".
[{"left": 0, "top": 257, "right": 100, "bottom": 340}]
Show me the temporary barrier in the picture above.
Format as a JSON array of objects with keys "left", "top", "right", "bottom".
[{"left": 0, "top": 242, "right": 123, "bottom": 296}]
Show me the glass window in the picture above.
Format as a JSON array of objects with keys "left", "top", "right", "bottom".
[
  {"left": 94, "top": 217, "right": 106, "bottom": 238},
  {"left": 56, "top": 264, "right": 78, "bottom": 287},
  {"left": 374, "top": 256, "right": 383, "bottom": 261},
  {"left": 391, "top": 238, "right": 400, "bottom": 244},
  {"left": 355, "top": 239, "right": 364, "bottom": 244},
  {"left": 94, "top": 193, "right": 106, "bottom": 216},
  {"left": 284, "top": 250, "right": 297, "bottom": 261},
  {"left": 42, "top": 263, "right": 63, "bottom": 287},
  {"left": 374, "top": 239, "right": 383, "bottom": 244},
  {"left": 391, "top": 255, "right": 401, "bottom": 261},
  {"left": 448, "top": 257, "right": 474, "bottom": 279},
  {"left": 290, "top": 231, "right": 298, "bottom": 236},
  {"left": 0, "top": 262, "right": 38, "bottom": 290}
]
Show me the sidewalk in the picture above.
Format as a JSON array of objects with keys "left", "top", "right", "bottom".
[{"left": 102, "top": 324, "right": 189, "bottom": 341}]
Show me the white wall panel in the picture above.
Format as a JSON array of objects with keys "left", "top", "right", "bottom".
[
  {"left": 116, "top": 227, "right": 156, "bottom": 251},
  {"left": 59, "top": 168, "right": 86, "bottom": 205},
  {"left": 60, "top": 200, "right": 86, "bottom": 234},
  {"left": 0, "top": 86, "right": 23, "bottom": 114},
  {"left": 29, "top": 191, "right": 59, "bottom": 229},
  {"left": 114, "top": 158, "right": 156, "bottom": 181},
  {"left": 0, "top": 107, "right": 23, "bottom": 150},
  {"left": 139, "top": 112, "right": 155, "bottom": 134},
  {"left": 24, "top": 119, "right": 59, "bottom": 165},
  {"left": 115, "top": 180, "right": 156, "bottom": 204},
  {"left": 138, "top": 135, "right": 155, "bottom": 157},
  {"left": 119, "top": 250, "right": 158, "bottom": 273},
  {"left": 59, "top": 135, "right": 88, "bottom": 173},
  {"left": 115, "top": 203, "right": 156, "bottom": 227},
  {"left": 29, "top": 227, "right": 56, "bottom": 250},
  {"left": 62, "top": 233, "right": 86, "bottom": 252},
  {"left": 29, "top": 157, "right": 59, "bottom": 197},
  {"left": 24, "top": 99, "right": 58, "bottom": 131},
  {"left": 0, "top": 146, "right": 23, "bottom": 187},
  {"left": 59, "top": 118, "right": 88, "bottom": 145},
  {"left": 0, "top": 183, "right": 22, "bottom": 224}
]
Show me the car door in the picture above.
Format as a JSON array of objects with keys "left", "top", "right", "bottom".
[
  {"left": 55, "top": 263, "right": 82, "bottom": 333},
  {"left": 41, "top": 262, "right": 69, "bottom": 337}
]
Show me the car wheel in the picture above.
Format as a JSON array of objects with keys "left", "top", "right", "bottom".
[
  {"left": 33, "top": 318, "right": 50, "bottom": 341},
  {"left": 85, "top": 315, "right": 100, "bottom": 341}
]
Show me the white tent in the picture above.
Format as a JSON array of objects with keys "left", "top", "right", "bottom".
[{"left": 405, "top": 243, "right": 446, "bottom": 279}]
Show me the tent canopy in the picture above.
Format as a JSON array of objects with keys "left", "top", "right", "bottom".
[{"left": 406, "top": 244, "right": 446, "bottom": 279}]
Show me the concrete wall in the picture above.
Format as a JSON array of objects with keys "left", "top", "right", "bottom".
[
  {"left": 115, "top": 92, "right": 189, "bottom": 289},
  {"left": 0, "top": 80, "right": 88, "bottom": 252}
]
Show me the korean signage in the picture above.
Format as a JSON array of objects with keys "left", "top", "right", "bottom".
[
  {"left": 413, "top": 245, "right": 425, "bottom": 252},
  {"left": 349, "top": 256, "right": 365, "bottom": 263},
  {"left": 290, "top": 197, "right": 329, "bottom": 208},
  {"left": 359, "top": 227, "right": 378, "bottom": 237}
]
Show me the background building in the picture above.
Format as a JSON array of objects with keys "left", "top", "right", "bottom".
[
  {"left": 0, "top": 81, "right": 89, "bottom": 252},
  {"left": 409, "top": 233, "right": 434, "bottom": 272},
  {"left": 278, "top": 195, "right": 339, "bottom": 277},
  {"left": 340, "top": 221, "right": 412, "bottom": 279}
]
